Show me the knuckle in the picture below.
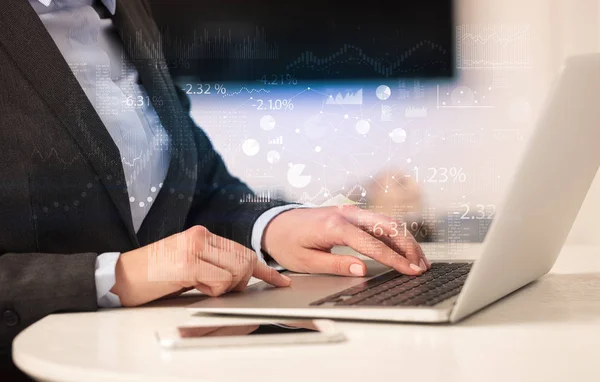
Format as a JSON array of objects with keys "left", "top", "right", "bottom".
[
  {"left": 357, "top": 233, "right": 375, "bottom": 251},
  {"left": 331, "top": 257, "right": 345, "bottom": 274},
  {"left": 188, "top": 225, "right": 209, "bottom": 237},
  {"left": 323, "top": 214, "right": 344, "bottom": 232},
  {"left": 236, "top": 251, "right": 253, "bottom": 267}
]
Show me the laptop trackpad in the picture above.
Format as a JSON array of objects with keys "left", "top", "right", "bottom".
[{"left": 190, "top": 260, "right": 391, "bottom": 309}]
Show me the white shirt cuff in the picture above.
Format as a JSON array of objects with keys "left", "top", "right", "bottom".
[
  {"left": 251, "top": 204, "right": 308, "bottom": 268},
  {"left": 95, "top": 252, "right": 122, "bottom": 308}
]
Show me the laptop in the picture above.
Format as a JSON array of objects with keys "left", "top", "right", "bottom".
[{"left": 189, "top": 54, "right": 600, "bottom": 323}]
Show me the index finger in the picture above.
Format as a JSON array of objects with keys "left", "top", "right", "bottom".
[
  {"left": 252, "top": 261, "right": 292, "bottom": 287},
  {"left": 334, "top": 221, "right": 424, "bottom": 275},
  {"left": 205, "top": 231, "right": 292, "bottom": 288}
]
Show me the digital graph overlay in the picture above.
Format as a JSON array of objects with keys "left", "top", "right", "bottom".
[
  {"left": 181, "top": 53, "right": 529, "bottom": 244},
  {"left": 456, "top": 24, "right": 532, "bottom": 70},
  {"left": 285, "top": 41, "right": 449, "bottom": 78}
]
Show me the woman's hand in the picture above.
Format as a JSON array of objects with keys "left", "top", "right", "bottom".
[
  {"left": 262, "top": 205, "right": 430, "bottom": 277},
  {"left": 111, "top": 226, "right": 291, "bottom": 306}
]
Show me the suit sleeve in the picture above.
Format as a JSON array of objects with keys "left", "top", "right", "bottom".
[
  {"left": 0, "top": 252, "right": 98, "bottom": 355},
  {"left": 185, "top": 126, "right": 289, "bottom": 249},
  {"left": 169, "top": 89, "right": 288, "bottom": 249}
]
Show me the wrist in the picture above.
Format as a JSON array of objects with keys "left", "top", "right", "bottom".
[
  {"left": 111, "top": 249, "right": 178, "bottom": 307},
  {"left": 261, "top": 208, "right": 306, "bottom": 259},
  {"left": 110, "top": 250, "right": 139, "bottom": 306},
  {"left": 261, "top": 210, "right": 291, "bottom": 254}
]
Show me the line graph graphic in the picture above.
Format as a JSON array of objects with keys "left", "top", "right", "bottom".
[
  {"left": 121, "top": 151, "right": 145, "bottom": 167},
  {"left": 31, "top": 148, "right": 82, "bottom": 167},
  {"left": 223, "top": 87, "right": 271, "bottom": 97},
  {"left": 345, "top": 184, "right": 368, "bottom": 199},
  {"left": 297, "top": 184, "right": 367, "bottom": 205},
  {"left": 285, "top": 41, "right": 448, "bottom": 77},
  {"left": 456, "top": 24, "right": 532, "bottom": 69}
]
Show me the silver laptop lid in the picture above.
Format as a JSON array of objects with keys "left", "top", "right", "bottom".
[{"left": 451, "top": 54, "right": 600, "bottom": 322}]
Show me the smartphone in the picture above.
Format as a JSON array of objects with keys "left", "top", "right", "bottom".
[{"left": 155, "top": 319, "right": 345, "bottom": 349}]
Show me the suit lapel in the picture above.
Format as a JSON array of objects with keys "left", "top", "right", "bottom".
[
  {"left": 112, "top": 0, "right": 199, "bottom": 245},
  {"left": 0, "top": 1, "right": 139, "bottom": 246}
]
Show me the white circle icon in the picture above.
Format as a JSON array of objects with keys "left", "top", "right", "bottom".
[
  {"left": 390, "top": 128, "right": 407, "bottom": 143},
  {"left": 260, "top": 115, "right": 276, "bottom": 130},
  {"left": 266, "top": 150, "right": 280, "bottom": 164},
  {"left": 376, "top": 85, "right": 391, "bottom": 100},
  {"left": 242, "top": 139, "right": 260, "bottom": 156},
  {"left": 356, "top": 119, "right": 371, "bottom": 135},
  {"left": 287, "top": 163, "right": 312, "bottom": 188}
]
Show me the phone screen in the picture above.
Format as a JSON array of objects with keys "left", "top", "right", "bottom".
[{"left": 177, "top": 321, "right": 321, "bottom": 338}]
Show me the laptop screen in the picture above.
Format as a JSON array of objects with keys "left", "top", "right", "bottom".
[{"left": 149, "top": 0, "right": 455, "bottom": 82}]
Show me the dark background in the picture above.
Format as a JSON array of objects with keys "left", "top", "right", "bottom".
[{"left": 148, "top": 0, "right": 455, "bottom": 82}]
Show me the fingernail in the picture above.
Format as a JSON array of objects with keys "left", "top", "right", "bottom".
[
  {"left": 409, "top": 263, "right": 423, "bottom": 273},
  {"left": 349, "top": 263, "right": 366, "bottom": 276},
  {"left": 419, "top": 259, "right": 427, "bottom": 271},
  {"left": 281, "top": 274, "right": 292, "bottom": 283}
]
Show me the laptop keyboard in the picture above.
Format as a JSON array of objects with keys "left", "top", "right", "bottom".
[{"left": 310, "top": 262, "right": 472, "bottom": 307}]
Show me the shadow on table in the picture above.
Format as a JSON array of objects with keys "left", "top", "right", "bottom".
[
  {"left": 141, "top": 291, "right": 210, "bottom": 308},
  {"left": 458, "top": 272, "right": 600, "bottom": 326}
]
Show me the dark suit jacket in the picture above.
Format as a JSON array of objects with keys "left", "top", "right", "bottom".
[{"left": 0, "top": 0, "right": 286, "bottom": 358}]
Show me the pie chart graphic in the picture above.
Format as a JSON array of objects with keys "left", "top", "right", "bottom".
[
  {"left": 260, "top": 115, "right": 276, "bottom": 130},
  {"left": 287, "top": 163, "right": 312, "bottom": 188},
  {"left": 242, "top": 139, "right": 260, "bottom": 156},
  {"left": 266, "top": 150, "right": 280, "bottom": 164},
  {"left": 376, "top": 85, "right": 391, "bottom": 100}
]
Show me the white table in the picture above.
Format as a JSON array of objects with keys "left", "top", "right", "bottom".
[{"left": 13, "top": 244, "right": 600, "bottom": 382}]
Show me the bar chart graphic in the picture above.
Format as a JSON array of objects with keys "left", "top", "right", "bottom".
[
  {"left": 129, "top": 27, "right": 280, "bottom": 60},
  {"left": 240, "top": 191, "right": 273, "bottom": 203},
  {"left": 268, "top": 136, "right": 283, "bottom": 145}
]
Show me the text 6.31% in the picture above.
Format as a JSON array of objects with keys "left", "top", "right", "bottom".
[{"left": 372, "top": 221, "right": 428, "bottom": 239}]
